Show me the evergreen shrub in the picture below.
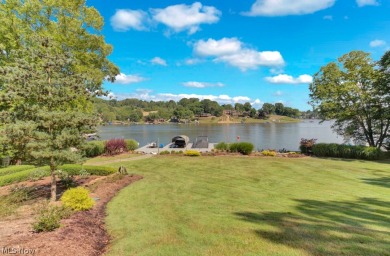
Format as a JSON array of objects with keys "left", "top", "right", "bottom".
[
  {"left": 83, "top": 141, "right": 105, "bottom": 157},
  {"left": 125, "top": 139, "right": 139, "bottom": 151},
  {"left": 312, "top": 143, "right": 382, "bottom": 160},
  {"left": 229, "top": 142, "right": 254, "bottom": 155},
  {"left": 61, "top": 187, "right": 95, "bottom": 211}
]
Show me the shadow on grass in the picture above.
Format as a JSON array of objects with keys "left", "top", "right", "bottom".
[
  {"left": 362, "top": 177, "right": 390, "bottom": 189},
  {"left": 235, "top": 198, "right": 390, "bottom": 256},
  {"left": 311, "top": 156, "right": 390, "bottom": 165}
]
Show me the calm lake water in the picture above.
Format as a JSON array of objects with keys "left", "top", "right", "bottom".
[{"left": 97, "top": 120, "right": 344, "bottom": 151}]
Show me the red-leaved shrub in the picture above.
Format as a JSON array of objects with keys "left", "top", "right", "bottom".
[{"left": 104, "top": 138, "right": 127, "bottom": 155}]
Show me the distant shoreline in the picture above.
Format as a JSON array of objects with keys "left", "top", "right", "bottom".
[{"left": 102, "top": 115, "right": 301, "bottom": 126}]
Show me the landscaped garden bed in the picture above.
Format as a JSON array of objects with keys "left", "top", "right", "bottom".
[{"left": 0, "top": 172, "right": 142, "bottom": 256}]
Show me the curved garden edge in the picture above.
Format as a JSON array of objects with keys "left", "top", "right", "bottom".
[{"left": 1, "top": 174, "right": 143, "bottom": 256}]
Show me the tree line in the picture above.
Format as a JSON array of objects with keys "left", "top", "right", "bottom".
[{"left": 93, "top": 97, "right": 305, "bottom": 122}]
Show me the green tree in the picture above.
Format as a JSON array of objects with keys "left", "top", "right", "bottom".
[
  {"left": 275, "top": 103, "right": 285, "bottom": 115},
  {"left": 249, "top": 108, "right": 257, "bottom": 118},
  {"left": 234, "top": 103, "right": 245, "bottom": 112},
  {"left": 173, "top": 106, "right": 194, "bottom": 120},
  {"left": 128, "top": 109, "right": 143, "bottom": 122},
  {"left": 261, "top": 103, "right": 275, "bottom": 115},
  {"left": 0, "top": 0, "right": 119, "bottom": 201},
  {"left": 310, "top": 50, "right": 390, "bottom": 148},
  {"left": 243, "top": 102, "right": 252, "bottom": 112}
]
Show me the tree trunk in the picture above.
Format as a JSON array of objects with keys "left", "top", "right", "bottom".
[{"left": 50, "top": 158, "right": 56, "bottom": 202}]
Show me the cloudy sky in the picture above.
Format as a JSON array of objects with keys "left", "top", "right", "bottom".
[{"left": 87, "top": 0, "right": 390, "bottom": 110}]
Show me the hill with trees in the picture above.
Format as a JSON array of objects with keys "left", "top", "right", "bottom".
[{"left": 93, "top": 97, "right": 306, "bottom": 124}]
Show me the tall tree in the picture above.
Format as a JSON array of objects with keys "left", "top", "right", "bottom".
[
  {"left": 0, "top": 0, "right": 119, "bottom": 201},
  {"left": 243, "top": 102, "right": 252, "bottom": 112},
  {"left": 309, "top": 50, "right": 390, "bottom": 148},
  {"left": 261, "top": 103, "right": 275, "bottom": 115},
  {"left": 275, "top": 103, "right": 284, "bottom": 115}
]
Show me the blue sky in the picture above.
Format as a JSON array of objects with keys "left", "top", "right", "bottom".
[{"left": 87, "top": 0, "right": 390, "bottom": 110}]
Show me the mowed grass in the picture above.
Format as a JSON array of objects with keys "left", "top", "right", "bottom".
[
  {"left": 84, "top": 152, "right": 141, "bottom": 165},
  {"left": 105, "top": 156, "right": 390, "bottom": 256}
]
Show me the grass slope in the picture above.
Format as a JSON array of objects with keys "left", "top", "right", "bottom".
[{"left": 105, "top": 156, "right": 390, "bottom": 256}]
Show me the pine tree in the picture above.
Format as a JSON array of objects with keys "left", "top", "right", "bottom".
[{"left": 0, "top": 0, "right": 119, "bottom": 201}]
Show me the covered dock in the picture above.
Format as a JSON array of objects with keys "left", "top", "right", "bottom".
[{"left": 171, "top": 135, "right": 190, "bottom": 148}]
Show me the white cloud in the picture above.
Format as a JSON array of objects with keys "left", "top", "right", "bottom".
[
  {"left": 183, "top": 81, "right": 224, "bottom": 88},
  {"left": 252, "top": 99, "right": 263, "bottom": 107},
  {"left": 356, "top": 0, "right": 379, "bottom": 7},
  {"left": 273, "top": 90, "right": 284, "bottom": 96},
  {"left": 194, "top": 38, "right": 242, "bottom": 56},
  {"left": 216, "top": 50, "right": 284, "bottom": 71},
  {"left": 151, "top": 57, "right": 167, "bottom": 66},
  {"left": 151, "top": 2, "right": 221, "bottom": 34},
  {"left": 114, "top": 73, "right": 146, "bottom": 84},
  {"left": 110, "top": 10, "right": 148, "bottom": 31},
  {"left": 323, "top": 15, "right": 333, "bottom": 20},
  {"left": 244, "top": 0, "right": 335, "bottom": 16},
  {"left": 369, "top": 39, "right": 386, "bottom": 48},
  {"left": 193, "top": 37, "right": 284, "bottom": 71},
  {"left": 184, "top": 58, "right": 203, "bottom": 65},
  {"left": 266, "top": 74, "right": 313, "bottom": 84},
  {"left": 111, "top": 90, "right": 261, "bottom": 107}
]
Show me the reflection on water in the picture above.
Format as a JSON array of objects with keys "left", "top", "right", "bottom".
[{"left": 97, "top": 120, "right": 344, "bottom": 151}]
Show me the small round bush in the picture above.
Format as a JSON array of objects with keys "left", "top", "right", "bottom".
[
  {"left": 184, "top": 150, "right": 201, "bottom": 156},
  {"left": 105, "top": 138, "right": 127, "bottom": 155},
  {"left": 125, "top": 139, "right": 139, "bottom": 151},
  {"left": 83, "top": 141, "right": 105, "bottom": 157},
  {"left": 229, "top": 142, "right": 254, "bottom": 155},
  {"left": 61, "top": 187, "right": 95, "bottom": 211},
  {"left": 215, "top": 142, "right": 229, "bottom": 151},
  {"left": 261, "top": 150, "right": 276, "bottom": 157}
]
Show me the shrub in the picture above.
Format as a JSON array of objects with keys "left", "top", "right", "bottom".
[
  {"left": 83, "top": 141, "right": 105, "bottom": 157},
  {"left": 300, "top": 138, "right": 317, "bottom": 154},
  {"left": 361, "top": 146, "right": 383, "bottom": 160},
  {"left": 215, "top": 142, "right": 229, "bottom": 151},
  {"left": 229, "top": 142, "right": 254, "bottom": 155},
  {"left": 125, "top": 139, "right": 139, "bottom": 151},
  {"left": 104, "top": 138, "right": 127, "bottom": 156},
  {"left": 61, "top": 187, "right": 95, "bottom": 211},
  {"left": 184, "top": 150, "right": 201, "bottom": 157},
  {"left": 312, "top": 143, "right": 383, "bottom": 160},
  {"left": 261, "top": 150, "right": 277, "bottom": 157},
  {"left": 32, "top": 203, "right": 72, "bottom": 232},
  {"left": 79, "top": 169, "right": 90, "bottom": 179},
  {"left": 0, "top": 165, "right": 35, "bottom": 177},
  {"left": 56, "top": 170, "right": 76, "bottom": 188},
  {"left": 29, "top": 169, "right": 47, "bottom": 181},
  {"left": 0, "top": 167, "right": 49, "bottom": 187},
  {"left": 159, "top": 150, "right": 170, "bottom": 155},
  {"left": 9, "top": 185, "right": 36, "bottom": 203},
  {"left": 59, "top": 164, "right": 116, "bottom": 176}
]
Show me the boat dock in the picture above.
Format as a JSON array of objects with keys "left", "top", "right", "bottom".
[{"left": 135, "top": 142, "right": 215, "bottom": 154}]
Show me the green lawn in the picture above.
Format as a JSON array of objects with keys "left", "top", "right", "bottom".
[
  {"left": 105, "top": 156, "right": 390, "bottom": 256},
  {"left": 84, "top": 152, "right": 141, "bottom": 165}
]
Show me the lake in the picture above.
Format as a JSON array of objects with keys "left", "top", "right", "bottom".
[{"left": 97, "top": 120, "right": 345, "bottom": 151}]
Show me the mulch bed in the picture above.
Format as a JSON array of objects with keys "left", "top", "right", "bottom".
[{"left": 1, "top": 174, "right": 143, "bottom": 256}]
